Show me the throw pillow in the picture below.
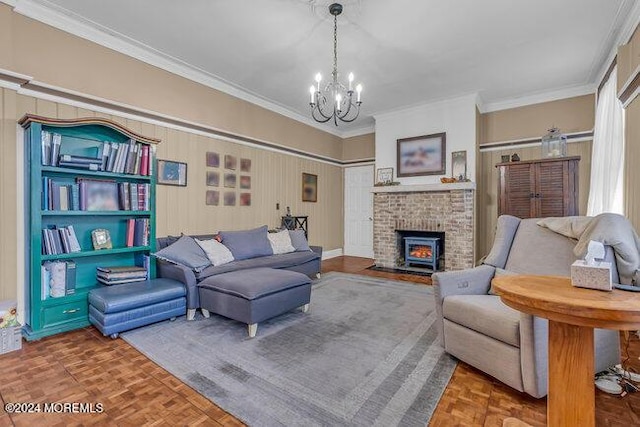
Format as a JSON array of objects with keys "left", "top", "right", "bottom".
[
  {"left": 153, "top": 235, "right": 211, "bottom": 272},
  {"left": 195, "top": 238, "right": 235, "bottom": 266},
  {"left": 218, "top": 225, "right": 273, "bottom": 260},
  {"left": 289, "top": 229, "right": 311, "bottom": 252},
  {"left": 267, "top": 230, "right": 296, "bottom": 255}
]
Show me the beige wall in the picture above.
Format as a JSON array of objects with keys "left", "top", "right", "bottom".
[
  {"left": 342, "top": 133, "right": 375, "bottom": 161},
  {"left": 480, "top": 94, "right": 595, "bottom": 144},
  {"left": 476, "top": 95, "right": 595, "bottom": 258},
  {"left": 0, "top": 88, "right": 18, "bottom": 301},
  {"left": 0, "top": 91, "right": 344, "bottom": 301},
  {"left": 625, "top": 97, "right": 640, "bottom": 232}
]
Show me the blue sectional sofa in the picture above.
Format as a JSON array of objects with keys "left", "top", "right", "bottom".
[{"left": 155, "top": 228, "right": 322, "bottom": 320}]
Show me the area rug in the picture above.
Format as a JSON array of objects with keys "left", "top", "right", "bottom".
[{"left": 122, "top": 272, "right": 456, "bottom": 426}]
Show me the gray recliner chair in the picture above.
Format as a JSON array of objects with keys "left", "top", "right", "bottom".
[{"left": 433, "top": 215, "right": 621, "bottom": 398}]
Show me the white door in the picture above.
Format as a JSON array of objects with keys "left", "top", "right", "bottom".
[{"left": 344, "top": 165, "right": 374, "bottom": 258}]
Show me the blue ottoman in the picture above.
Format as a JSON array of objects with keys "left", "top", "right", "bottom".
[
  {"left": 198, "top": 268, "right": 312, "bottom": 337},
  {"left": 88, "top": 278, "right": 186, "bottom": 338}
]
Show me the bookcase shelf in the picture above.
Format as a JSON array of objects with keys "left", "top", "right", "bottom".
[
  {"left": 42, "top": 166, "right": 152, "bottom": 181},
  {"left": 42, "top": 210, "right": 152, "bottom": 217},
  {"left": 20, "top": 114, "right": 160, "bottom": 341},
  {"left": 41, "top": 246, "right": 152, "bottom": 261}
]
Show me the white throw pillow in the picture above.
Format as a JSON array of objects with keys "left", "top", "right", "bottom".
[
  {"left": 268, "top": 230, "right": 296, "bottom": 255},
  {"left": 195, "top": 238, "right": 234, "bottom": 266}
]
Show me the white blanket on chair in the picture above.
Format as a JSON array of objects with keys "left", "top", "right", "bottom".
[{"left": 537, "top": 213, "right": 640, "bottom": 285}]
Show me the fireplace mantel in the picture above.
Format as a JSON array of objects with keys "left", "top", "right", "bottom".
[{"left": 371, "top": 182, "right": 475, "bottom": 193}]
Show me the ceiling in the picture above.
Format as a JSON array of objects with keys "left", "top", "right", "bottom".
[{"left": 18, "top": 0, "right": 640, "bottom": 136}]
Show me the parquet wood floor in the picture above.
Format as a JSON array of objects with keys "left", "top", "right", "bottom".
[{"left": 1, "top": 255, "right": 639, "bottom": 426}]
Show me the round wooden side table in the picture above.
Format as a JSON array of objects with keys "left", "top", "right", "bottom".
[{"left": 492, "top": 275, "right": 640, "bottom": 427}]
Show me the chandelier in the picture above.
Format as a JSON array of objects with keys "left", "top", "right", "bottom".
[{"left": 309, "top": 3, "right": 363, "bottom": 126}]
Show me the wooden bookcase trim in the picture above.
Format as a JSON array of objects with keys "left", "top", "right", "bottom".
[{"left": 18, "top": 114, "right": 161, "bottom": 145}]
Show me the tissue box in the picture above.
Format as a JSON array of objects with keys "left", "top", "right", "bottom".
[
  {"left": 0, "top": 325, "right": 21, "bottom": 354},
  {"left": 571, "top": 260, "right": 612, "bottom": 291}
]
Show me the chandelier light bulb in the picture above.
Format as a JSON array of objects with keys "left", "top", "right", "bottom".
[
  {"left": 348, "top": 72, "right": 354, "bottom": 90},
  {"left": 315, "top": 73, "right": 322, "bottom": 91},
  {"left": 309, "top": 85, "right": 316, "bottom": 104},
  {"left": 336, "top": 93, "right": 342, "bottom": 111},
  {"left": 356, "top": 84, "right": 362, "bottom": 103}
]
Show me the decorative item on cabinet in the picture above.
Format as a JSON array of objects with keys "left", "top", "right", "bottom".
[
  {"left": 511, "top": 153, "right": 520, "bottom": 162},
  {"left": 501, "top": 155, "right": 510, "bottom": 163},
  {"left": 541, "top": 126, "right": 567, "bottom": 158}
]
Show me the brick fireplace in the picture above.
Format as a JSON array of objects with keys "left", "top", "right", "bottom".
[{"left": 373, "top": 183, "right": 475, "bottom": 271}]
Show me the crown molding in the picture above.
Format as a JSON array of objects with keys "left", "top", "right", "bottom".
[
  {"left": 594, "top": 0, "right": 640, "bottom": 87},
  {"left": 10, "top": 0, "right": 349, "bottom": 138},
  {"left": 340, "top": 125, "right": 375, "bottom": 139},
  {"left": 482, "top": 84, "right": 596, "bottom": 113}
]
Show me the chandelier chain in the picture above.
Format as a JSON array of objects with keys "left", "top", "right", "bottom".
[{"left": 333, "top": 13, "right": 338, "bottom": 83}]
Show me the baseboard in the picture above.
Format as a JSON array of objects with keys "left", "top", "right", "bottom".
[{"left": 322, "top": 248, "right": 343, "bottom": 260}]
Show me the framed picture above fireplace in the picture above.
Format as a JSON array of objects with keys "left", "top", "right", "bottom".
[{"left": 396, "top": 132, "right": 446, "bottom": 177}]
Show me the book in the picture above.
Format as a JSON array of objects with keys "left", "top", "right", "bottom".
[
  {"left": 49, "top": 261, "right": 66, "bottom": 298},
  {"left": 51, "top": 181, "right": 61, "bottom": 210},
  {"left": 41, "top": 131, "right": 52, "bottom": 166},
  {"left": 66, "top": 225, "right": 82, "bottom": 252},
  {"left": 134, "top": 143, "right": 142, "bottom": 175},
  {"left": 101, "top": 142, "right": 111, "bottom": 171},
  {"left": 126, "top": 219, "right": 135, "bottom": 247},
  {"left": 70, "top": 183, "right": 80, "bottom": 211},
  {"left": 59, "top": 185, "right": 69, "bottom": 211},
  {"left": 97, "top": 271, "right": 147, "bottom": 280},
  {"left": 51, "top": 133, "right": 62, "bottom": 166},
  {"left": 107, "top": 143, "right": 118, "bottom": 172},
  {"left": 130, "top": 183, "right": 138, "bottom": 211},
  {"left": 65, "top": 261, "right": 76, "bottom": 295},
  {"left": 140, "top": 144, "right": 149, "bottom": 176},
  {"left": 59, "top": 154, "right": 102, "bottom": 165},
  {"left": 58, "top": 160, "right": 100, "bottom": 171},
  {"left": 97, "top": 276, "right": 147, "bottom": 285},
  {"left": 135, "top": 253, "right": 151, "bottom": 280},
  {"left": 96, "top": 266, "right": 147, "bottom": 274},
  {"left": 41, "top": 263, "right": 50, "bottom": 300}
]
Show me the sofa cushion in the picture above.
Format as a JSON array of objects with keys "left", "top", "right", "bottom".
[
  {"left": 195, "top": 238, "right": 234, "bottom": 266},
  {"left": 195, "top": 250, "right": 320, "bottom": 281},
  {"left": 443, "top": 295, "right": 521, "bottom": 347},
  {"left": 198, "top": 267, "right": 311, "bottom": 300},
  {"left": 268, "top": 230, "right": 296, "bottom": 255},
  {"left": 219, "top": 225, "right": 273, "bottom": 260},
  {"left": 289, "top": 229, "right": 311, "bottom": 252},
  {"left": 504, "top": 218, "right": 578, "bottom": 276},
  {"left": 153, "top": 235, "right": 211, "bottom": 272}
]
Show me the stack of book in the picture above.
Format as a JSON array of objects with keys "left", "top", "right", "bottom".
[
  {"left": 125, "top": 218, "right": 150, "bottom": 247},
  {"left": 41, "top": 260, "right": 76, "bottom": 298},
  {"left": 118, "top": 183, "right": 151, "bottom": 211},
  {"left": 42, "top": 225, "right": 82, "bottom": 255},
  {"left": 40, "top": 130, "right": 152, "bottom": 175},
  {"left": 42, "top": 178, "right": 80, "bottom": 211},
  {"left": 96, "top": 266, "right": 148, "bottom": 285},
  {"left": 40, "top": 131, "right": 62, "bottom": 167},
  {"left": 100, "top": 139, "right": 152, "bottom": 175}
]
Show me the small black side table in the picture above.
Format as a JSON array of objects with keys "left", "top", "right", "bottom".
[{"left": 281, "top": 215, "right": 308, "bottom": 239}]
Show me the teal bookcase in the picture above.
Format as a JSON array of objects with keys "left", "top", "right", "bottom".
[{"left": 20, "top": 115, "right": 160, "bottom": 341}]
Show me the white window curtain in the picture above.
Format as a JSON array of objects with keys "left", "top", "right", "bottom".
[{"left": 587, "top": 66, "right": 625, "bottom": 216}]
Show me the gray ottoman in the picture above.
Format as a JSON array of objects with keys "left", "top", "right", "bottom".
[{"left": 197, "top": 267, "right": 312, "bottom": 337}]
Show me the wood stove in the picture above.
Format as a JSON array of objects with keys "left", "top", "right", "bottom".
[{"left": 404, "top": 236, "right": 440, "bottom": 271}]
